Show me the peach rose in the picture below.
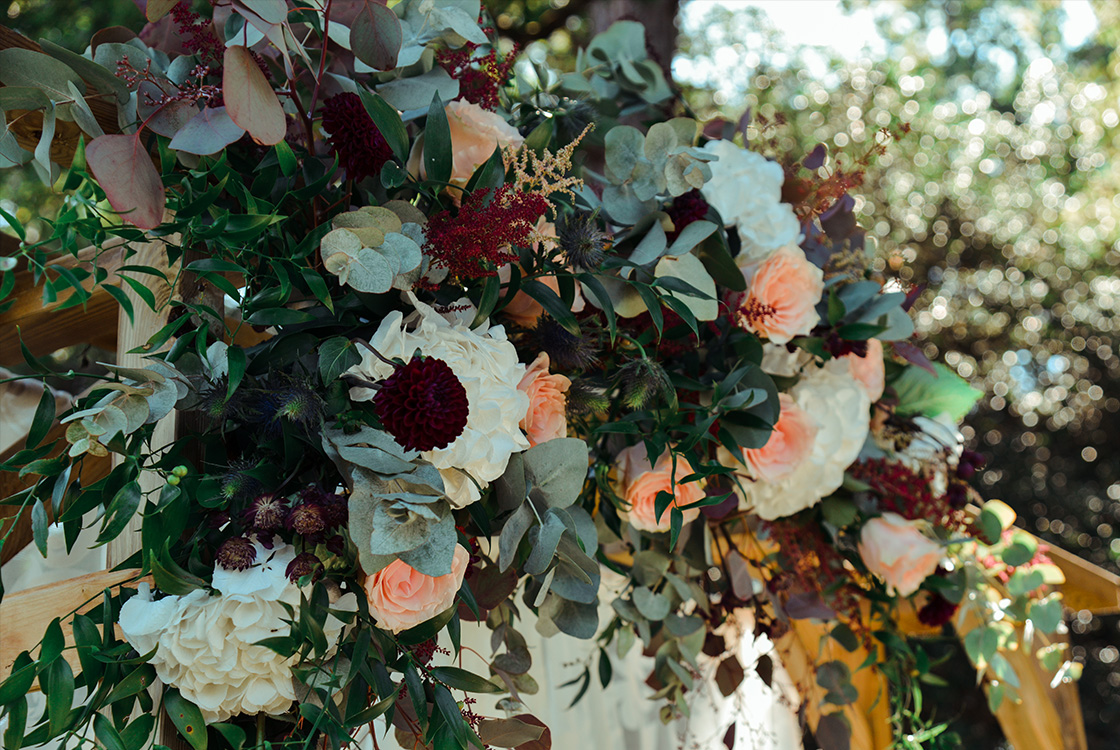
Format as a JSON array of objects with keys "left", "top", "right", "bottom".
[
  {"left": 616, "top": 445, "right": 705, "bottom": 533},
  {"left": 517, "top": 353, "right": 571, "bottom": 447},
  {"left": 736, "top": 244, "right": 824, "bottom": 344},
  {"left": 858, "top": 513, "right": 943, "bottom": 597},
  {"left": 365, "top": 544, "right": 469, "bottom": 633},
  {"left": 744, "top": 393, "right": 818, "bottom": 483},
  {"left": 827, "top": 338, "right": 885, "bottom": 402}
]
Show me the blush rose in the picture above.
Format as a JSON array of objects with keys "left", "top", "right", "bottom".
[
  {"left": 736, "top": 245, "right": 824, "bottom": 344},
  {"left": 827, "top": 338, "right": 885, "bottom": 402},
  {"left": 365, "top": 544, "right": 469, "bottom": 633},
  {"left": 616, "top": 445, "right": 705, "bottom": 533},
  {"left": 858, "top": 513, "right": 943, "bottom": 597},
  {"left": 744, "top": 393, "right": 818, "bottom": 483},
  {"left": 517, "top": 353, "right": 571, "bottom": 447}
]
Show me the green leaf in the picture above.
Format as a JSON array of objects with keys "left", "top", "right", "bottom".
[
  {"left": 150, "top": 547, "right": 207, "bottom": 595},
  {"left": 1001, "top": 532, "right": 1038, "bottom": 567},
  {"left": 0, "top": 653, "right": 37, "bottom": 704},
  {"left": 892, "top": 363, "right": 983, "bottom": 421},
  {"left": 31, "top": 500, "right": 48, "bottom": 557},
  {"left": 44, "top": 658, "right": 74, "bottom": 735},
  {"left": 318, "top": 337, "right": 361, "bottom": 384},
  {"left": 26, "top": 388, "right": 55, "bottom": 450},
  {"left": 164, "top": 689, "right": 207, "bottom": 750},
  {"left": 3, "top": 696, "right": 27, "bottom": 750},
  {"left": 274, "top": 140, "right": 297, "bottom": 176},
  {"left": 423, "top": 93, "right": 452, "bottom": 185},
  {"left": 521, "top": 279, "right": 580, "bottom": 335},
  {"left": 120, "top": 715, "right": 157, "bottom": 750},
  {"left": 225, "top": 346, "right": 247, "bottom": 401},
  {"left": 94, "top": 714, "right": 128, "bottom": 750},
  {"left": 245, "top": 307, "right": 316, "bottom": 326},
  {"left": 97, "top": 481, "right": 141, "bottom": 545},
  {"left": 430, "top": 666, "right": 504, "bottom": 694},
  {"left": 358, "top": 89, "right": 409, "bottom": 163}
]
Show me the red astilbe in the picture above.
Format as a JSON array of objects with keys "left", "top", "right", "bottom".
[
  {"left": 765, "top": 518, "right": 865, "bottom": 628},
  {"left": 425, "top": 185, "right": 548, "bottom": 281},
  {"left": 847, "top": 457, "right": 970, "bottom": 533},
  {"left": 437, "top": 42, "right": 519, "bottom": 111},
  {"left": 171, "top": 2, "right": 224, "bottom": 68}
]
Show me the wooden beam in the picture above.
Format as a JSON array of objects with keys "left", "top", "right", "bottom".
[
  {"left": 0, "top": 421, "right": 112, "bottom": 565},
  {"left": 0, "top": 24, "right": 122, "bottom": 166},
  {"left": 0, "top": 568, "right": 145, "bottom": 682}
]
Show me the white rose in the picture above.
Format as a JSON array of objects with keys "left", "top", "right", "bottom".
[
  {"left": 700, "top": 140, "right": 801, "bottom": 260},
  {"left": 739, "top": 366, "right": 870, "bottom": 520},
  {"left": 347, "top": 292, "right": 531, "bottom": 507},
  {"left": 119, "top": 542, "right": 355, "bottom": 723}
]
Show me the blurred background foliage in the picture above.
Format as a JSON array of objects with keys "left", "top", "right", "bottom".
[{"left": 3, "top": 0, "right": 1118, "bottom": 747}]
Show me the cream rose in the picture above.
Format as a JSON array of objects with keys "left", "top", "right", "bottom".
[
  {"left": 410, "top": 100, "right": 525, "bottom": 188},
  {"left": 826, "top": 338, "right": 885, "bottom": 402},
  {"left": 700, "top": 139, "right": 801, "bottom": 259},
  {"left": 617, "top": 445, "right": 705, "bottom": 533},
  {"left": 858, "top": 513, "right": 943, "bottom": 596},
  {"left": 743, "top": 393, "right": 818, "bottom": 483},
  {"left": 118, "top": 541, "right": 354, "bottom": 723},
  {"left": 347, "top": 293, "right": 530, "bottom": 507},
  {"left": 739, "top": 366, "right": 870, "bottom": 520},
  {"left": 365, "top": 544, "right": 469, "bottom": 633},
  {"left": 736, "top": 244, "right": 824, "bottom": 345},
  {"left": 517, "top": 353, "right": 570, "bottom": 447}
]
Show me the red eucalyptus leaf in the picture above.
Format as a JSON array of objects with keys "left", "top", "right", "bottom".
[
  {"left": 351, "top": 0, "right": 402, "bottom": 71},
  {"left": 223, "top": 45, "right": 285, "bottom": 145},
  {"left": 145, "top": 0, "right": 178, "bottom": 22},
  {"left": 86, "top": 134, "right": 165, "bottom": 230}
]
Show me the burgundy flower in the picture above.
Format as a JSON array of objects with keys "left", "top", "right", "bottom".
[
  {"left": 216, "top": 536, "right": 256, "bottom": 571},
  {"left": 286, "top": 551, "right": 324, "bottom": 583},
  {"left": 917, "top": 593, "right": 958, "bottom": 628},
  {"left": 373, "top": 357, "right": 469, "bottom": 452},
  {"left": 287, "top": 503, "right": 327, "bottom": 539},
  {"left": 243, "top": 493, "right": 288, "bottom": 532},
  {"left": 665, "top": 190, "right": 710, "bottom": 240},
  {"left": 320, "top": 92, "right": 394, "bottom": 182}
]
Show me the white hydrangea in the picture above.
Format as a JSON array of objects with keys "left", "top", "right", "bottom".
[
  {"left": 347, "top": 292, "right": 530, "bottom": 507},
  {"left": 740, "top": 366, "right": 871, "bottom": 520},
  {"left": 700, "top": 140, "right": 801, "bottom": 261},
  {"left": 119, "top": 541, "right": 354, "bottom": 723}
]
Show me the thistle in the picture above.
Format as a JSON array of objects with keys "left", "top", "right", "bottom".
[
  {"left": 618, "top": 357, "right": 673, "bottom": 410},
  {"left": 557, "top": 211, "right": 610, "bottom": 271},
  {"left": 565, "top": 380, "right": 610, "bottom": 416},
  {"left": 285, "top": 552, "right": 324, "bottom": 583},
  {"left": 532, "top": 316, "right": 599, "bottom": 372}
]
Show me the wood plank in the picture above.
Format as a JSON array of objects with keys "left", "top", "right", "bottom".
[
  {"left": 0, "top": 25, "right": 122, "bottom": 166},
  {"left": 0, "top": 421, "right": 112, "bottom": 565},
  {"left": 0, "top": 568, "right": 145, "bottom": 683},
  {"left": 108, "top": 240, "right": 176, "bottom": 569}
]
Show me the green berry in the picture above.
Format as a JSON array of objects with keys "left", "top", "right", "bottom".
[
  {"left": 167, "top": 475, "right": 181, "bottom": 486},
  {"left": 172, "top": 465, "right": 189, "bottom": 478}
]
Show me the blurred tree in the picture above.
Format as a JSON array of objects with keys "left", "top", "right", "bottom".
[{"left": 677, "top": 1, "right": 1120, "bottom": 746}]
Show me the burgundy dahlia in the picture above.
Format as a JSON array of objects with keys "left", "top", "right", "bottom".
[
  {"left": 665, "top": 190, "right": 710, "bottom": 239},
  {"left": 373, "top": 357, "right": 469, "bottom": 452},
  {"left": 916, "top": 593, "right": 958, "bottom": 628},
  {"left": 320, "top": 93, "right": 394, "bottom": 182},
  {"left": 216, "top": 536, "right": 256, "bottom": 571}
]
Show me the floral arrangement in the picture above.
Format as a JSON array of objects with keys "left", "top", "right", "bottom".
[{"left": 0, "top": 3, "right": 1077, "bottom": 749}]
